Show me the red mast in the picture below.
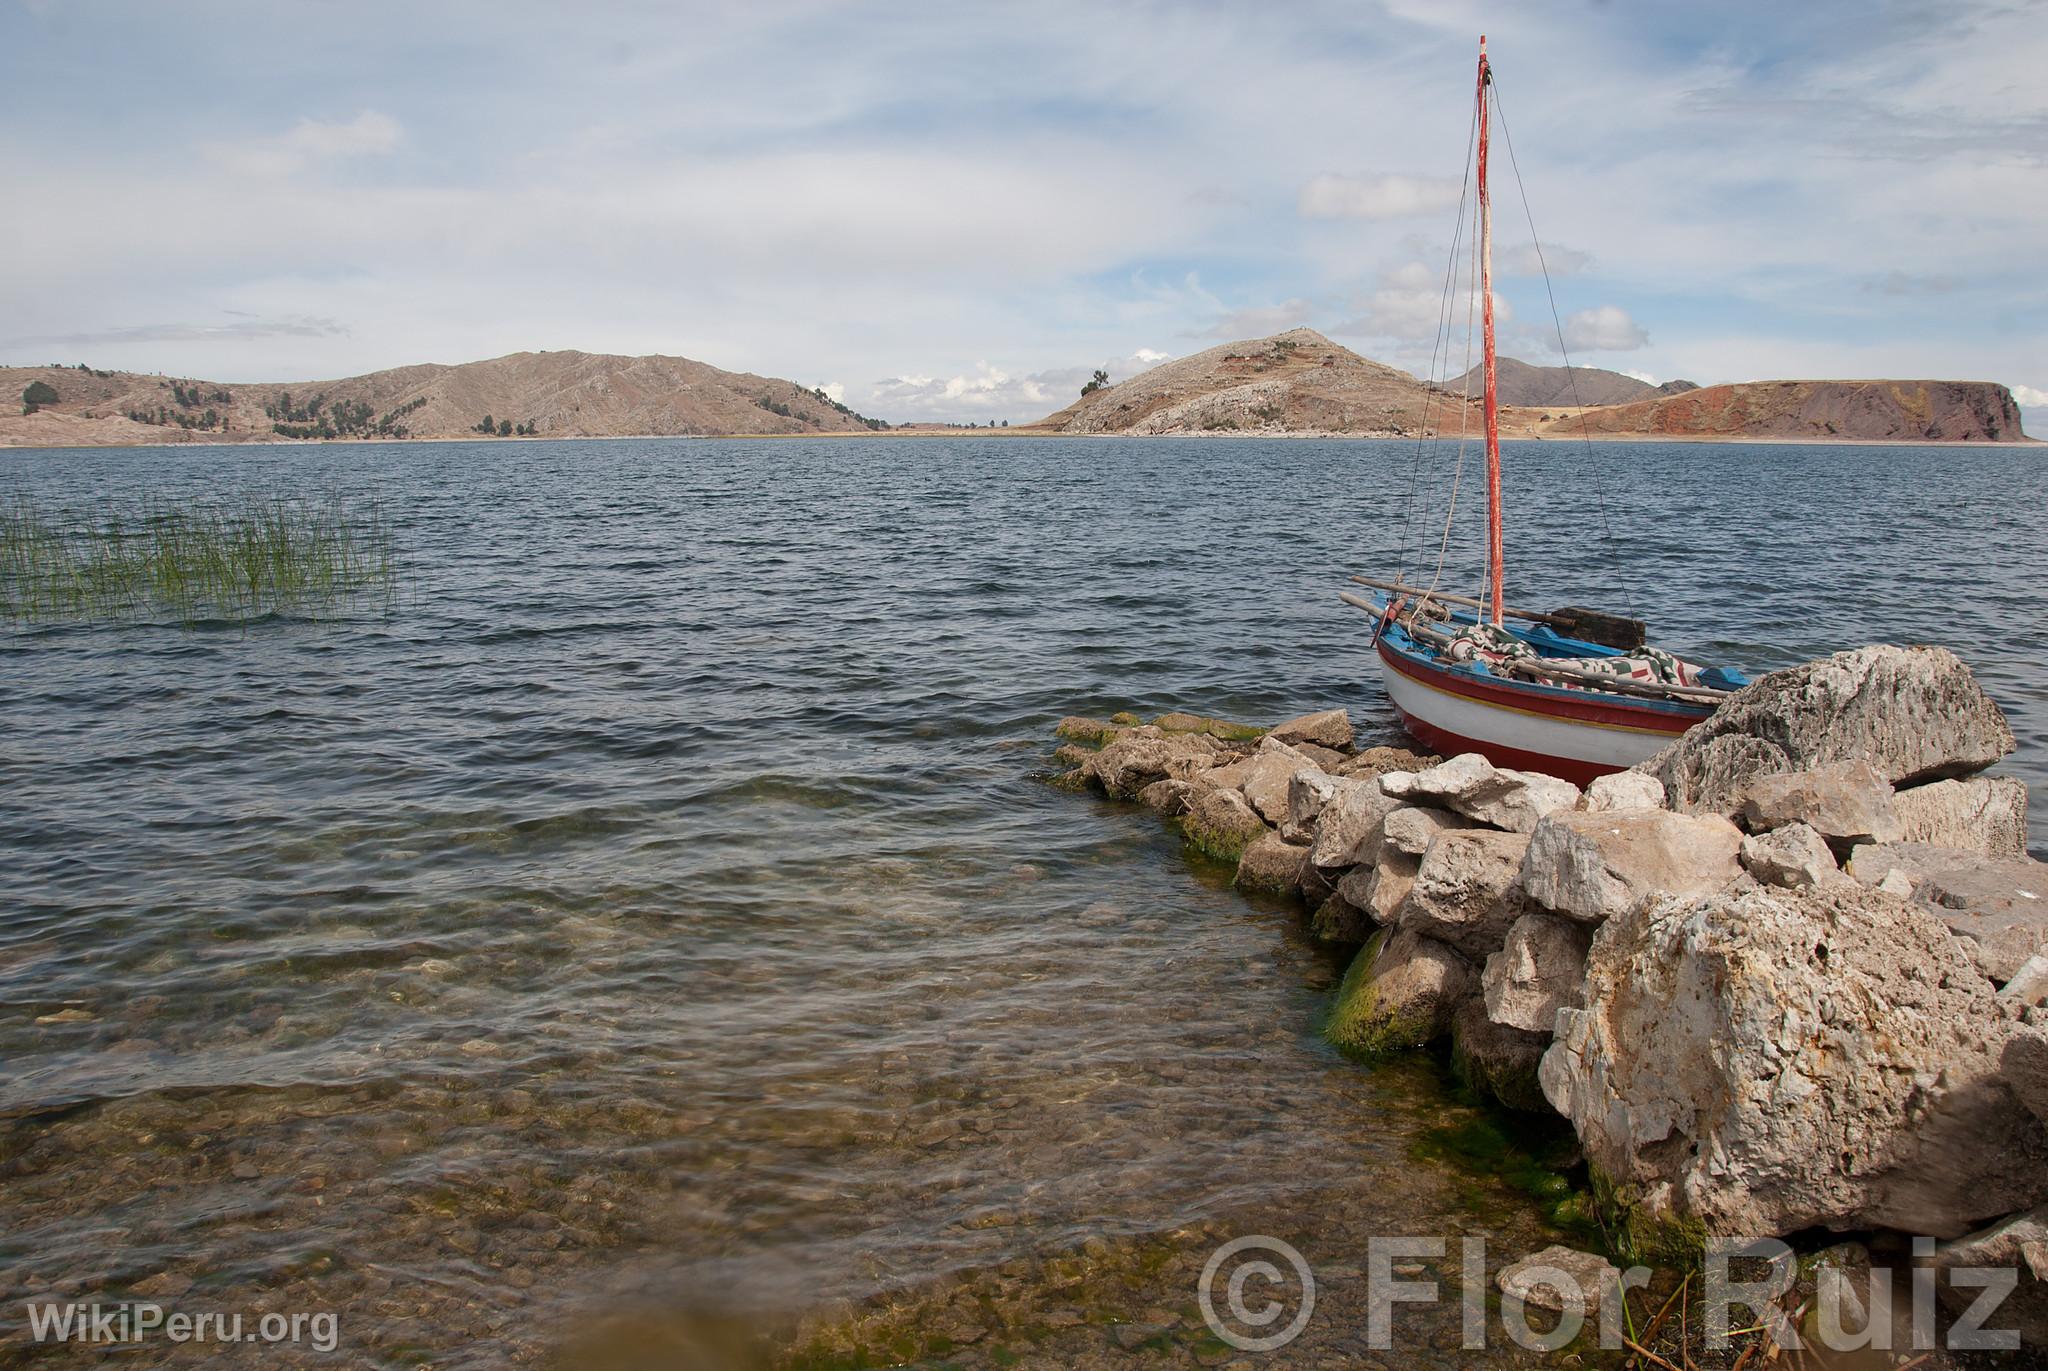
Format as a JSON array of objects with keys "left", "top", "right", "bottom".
[{"left": 1476, "top": 35, "right": 1503, "bottom": 626}]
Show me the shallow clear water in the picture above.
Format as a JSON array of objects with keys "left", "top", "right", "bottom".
[{"left": 1, "top": 436, "right": 2042, "bottom": 1366}]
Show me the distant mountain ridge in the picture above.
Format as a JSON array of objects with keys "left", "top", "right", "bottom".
[
  {"left": 1547, "top": 379, "right": 2027, "bottom": 443},
  {"left": 0, "top": 350, "right": 886, "bottom": 447},
  {"left": 1445, "top": 357, "right": 1699, "bottom": 407}
]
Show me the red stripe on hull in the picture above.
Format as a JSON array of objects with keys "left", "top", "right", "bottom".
[
  {"left": 1377, "top": 637, "right": 1706, "bottom": 736},
  {"left": 1388, "top": 705, "right": 1622, "bottom": 788}
]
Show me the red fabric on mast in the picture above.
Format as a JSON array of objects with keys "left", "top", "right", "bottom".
[{"left": 1476, "top": 36, "right": 1503, "bottom": 626}]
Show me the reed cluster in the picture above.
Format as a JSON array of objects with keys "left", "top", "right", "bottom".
[{"left": 0, "top": 493, "right": 398, "bottom": 625}]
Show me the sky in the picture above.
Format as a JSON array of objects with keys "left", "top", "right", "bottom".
[{"left": 2, "top": 0, "right": 2044, "bottom": 429}]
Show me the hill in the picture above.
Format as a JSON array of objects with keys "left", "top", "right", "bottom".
[
  {"left": 0, "top": 351, "right": 887, "bottom": 447},
  {"left": 1446, "top": 357, "right": 1698, "bottom": 407},
  {"left": 1534, "top": 379, "right": 2028, "bottom": 442},
  {"left": 1031, "top": 328, "right": 1462, "bottom": 436}
]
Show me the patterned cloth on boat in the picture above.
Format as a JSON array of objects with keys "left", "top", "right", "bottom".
[{"left": 1440, "top": 622, "right": 1701, "bottom": 687}]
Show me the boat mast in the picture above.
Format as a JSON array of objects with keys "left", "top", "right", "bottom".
[{"left": 1476, "top": 35, "right": 1503, "bottom": 626}]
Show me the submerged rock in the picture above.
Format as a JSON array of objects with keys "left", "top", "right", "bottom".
[
  {"left": 1643, "top": 644, "right": 2017, "bottom": 814},
  {"left": 1738, "top": 760, "right": 1903, "bottom": 850},
  {"left": 1395, "top": 829, "right": 1531, "bottom": 959},
  {"left": 1482, "top": 913, "right": 1591, "bottom": 1034},
  {"left": 1520, "top": 808, "right": 1743, "bottom": 926},
  {"left": 1495, "top": 1245, "right": 1625, "bottom": 1315},
  {"left": 1892, "top": 775, "right": 2030, "bottom": 859},
  {"left": 1181, "top": 788, "right": 1267, "bottom": 863},
  {"left": 1325, "top": 928, "right": 1474, "bottom": 1058},
  {"left": 1381, "top": 752, "right": 1580, "bottom": 833},
  {"left": 1452, "top": 997, "right": 1550, "bottom": 1112},
  {"left": 1541, "top": 882, "right": 2048, "bottom": 1240},
  {"left": 1236, "top": 831, "right": 1308, "bottom": 893}
]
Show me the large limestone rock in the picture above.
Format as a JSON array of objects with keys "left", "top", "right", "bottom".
[
  {"left": 1181, "top": 788, "right": 1268, "bottom": 863},
  {"left": 1308, "top": 776, "right": 1402, "bottom": 870},
  {"left": 1338, "top": 851, "right": 1418, "bottom": 926},
  {"left": 1325, "top": 928, "right": 1474, "bottom": 1058},
  {"left": 1541, "top": 882, "right": 2048, "bottom": 1240},
  {"left": 1136, "top": 778, "right": 1198, "bottom": 816},
  {"left": 1381, "top": 752, "right": 1581, "bottom": 833},
  {"left": 1584, "top": 770, "right": 1667, "bottom": 813},
  {"left": 1336, "top": 744, "right": 1437, "bottom": 780},
  {"left": 2006, "top": 1032, "right": 2048, "bottom": 1127},
  {"left": 1269, "top": 707, "right": 1353, "bottom": 750},
  {"left": 1738, "top": 760, "right": 1903, "bottom": 849},
  {"left": 1916, "top": 857, "right": 2048, "bottom": 983},
  {"left": 1642, "top": 645, "right": 2016, "bottom": 815},
  {"left": 1281, "top": 768, "right": 1342, "bottom": 845},
  {"left": 1452, "top": 997, "right": 1551, "bottom": 1112},
  {"left": 1237, "top": 831, "right": 1308, "bottom": 893},
  {"left": 1396, "top": 829, "right": 1532, "bottom": 959},
  {"left": 1380, "top": 805, "right": 1479, "bottom": 858},
  {"left": 1922, "top": 1206, "right": 2048, "bottom": 1350},
  {"left": 1087, "top": 731, "right": 1223, "bottom": 797},
  {"left": 1892, "top": 776, "right": 2030, "bottom": 858},
  {"left": 1483, "top": 913, "right": 1592, "bottom": 1034},
  {"left": 1236, "top": 738, "right": 1326, "bottom": 826},
  {"left": 1310, "top": 891, "right": 1372, "bottom": 944},
  {"left": 1739, "top": 822, "right": 1845, "bottom": 890},
  {"left": 1520, "top": 808, "right": 1743, "bottom": 926}
]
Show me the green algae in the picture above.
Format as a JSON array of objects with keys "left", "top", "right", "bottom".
[{"left": 1323, "top": 933, "right": 1436, "bottom": 1060}]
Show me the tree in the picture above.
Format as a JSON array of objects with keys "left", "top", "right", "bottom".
[
  {"left": 476, "top": 414, "right": 496, "bottom": 434},
  {"left": 1080, "top": 368, "right": 1110, "bottom": 398},
  {"left": 498, "top": 418, "right": 513, "bottom": 437},
  {"left": 22, "top": 380, "right": 59, "bottom": 414}
]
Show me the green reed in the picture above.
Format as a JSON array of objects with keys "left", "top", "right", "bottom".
[{"left": 0, "top": 493, "right": 399, "bottom": 625}]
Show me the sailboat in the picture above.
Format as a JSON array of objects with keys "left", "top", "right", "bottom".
[{"left": 1343, "top": 37, "right": 1748, "bottom": 786}]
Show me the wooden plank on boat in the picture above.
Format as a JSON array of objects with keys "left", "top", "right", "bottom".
[{"left": 1349, "top": 575, "right": 1571, "bottom": 627}]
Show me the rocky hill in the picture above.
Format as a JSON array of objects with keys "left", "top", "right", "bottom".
[
  {"left": 0, "top": 350, "right": 887, "bottom": 447},
  {"left": 1030, "top": 328, "right": 1465, "bottom": 436},
  {"left": 1539, "top": 379, "right": 2028, "bottom": 442},
  {"left": 1446, "top": 357, "right": 1698, "bottom": 407}
]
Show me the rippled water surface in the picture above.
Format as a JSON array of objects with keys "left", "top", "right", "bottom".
[{"left": 2, "top": 437, "right": 2043, "bottom": 1367}]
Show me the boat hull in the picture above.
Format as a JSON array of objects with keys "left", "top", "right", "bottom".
[{"left": 1374, "top": 634, "right": 1708, "bottom": 786}]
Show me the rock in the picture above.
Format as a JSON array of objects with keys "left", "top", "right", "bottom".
[
  {"left": 1381, "top": 752, "right": 1581, "bottom": 833},
  {"left": 1237, "top": 831, "right": 1309, "bottom": 893},
  {"left": 1739, "top": 822, "right": 1844, "bottom": 890},
  {"left": 1325, "top": 928, "right": 1474, "bottom": 1058},
  {"left": 1056, "top": 716, "right": 1123, "bottom": 746},
  {"left": 1452, "top": 997, "right": 1551, "bottom": 1111},
  {"left": 1337, "top": 744, "right": 1438, "bottom": 779},
  {"left": 1310, "top": 891, "right": 1372, "bottom": 944},
  {"left": 1154, "top": 711, "right": 1262, "bottom": 742},
  {"left": 1396, "top": 829, "right": 1532, "bottom": 958},
  {"left": 1877, "top": 868, "right": 1914, "bottom": 897},
  {"left": 1521, "top": 808, "right": 1743, "bottom": 926},
  {"left": 1541, "top": 882, "right": 2048, "bottom": 1240},
  {"left": 2003, "top": 954, "right": 2048, "bottom": 1006},
  {"left": 1921, "top": 1206, "right": 2048, "bottom": 1350},
  {"left": 1269, "top": 707, "right": 1352, "bottom": 750},
  {"left": 1892, "top": 775, "right": 2030, "bottom": 858},
  {"left": 1181, "top": 788, "right": 1268, "bottom": 863},
  {"left": 1584, "top": 770, "right": 1667, "bottom": 813},
  {"left": 1339, "top": 851, "right": 1419, "bottom": 926},
  {"left": 1087, "top": 731, "right": 1223, "bottom": 798},
  {"left": 1738, "top": 760, "right": 1903, "bottom": 850},
  {"left": 1308, "top": 776, "right": 1402, "bottom": 870},
  {"left": 1495, "top": 1246, "right": 1624, "bottom": 1316},
  {"left": 1642, "top": 644, "right": 2017, "bottom": 814},
  {"left": 2005, "top": 1032, "right": 2048, "bottom": 1126},
  {"left": 1292, "top": 742, "right": 1347, "bottom": 770},
  {"left": 1846, "top": 840, "right": 1963, "bottom": 892},
  {"left": 1053, "top": 742, "right": 1096, "bottom": 769},
  {"left": 1136, "top": 777, "right": 1198, "bottom": 816},
  {"left": 1237, "top": 738, "right": 1328, "bottom": 826},
  {"left": 1914, "top": 855, "right": 2048, "bottom": 982},
  {"left": 1483, "top": 914, "right": 1591, "bottom": 1034},
  {"left": 1380, "top": 805, "right": 1479, "bottom": 858},
  {"left": 1282, "top": 769, "right": 1342, "bottom": 844}
]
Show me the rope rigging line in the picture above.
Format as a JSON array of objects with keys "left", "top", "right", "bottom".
[
  {"left": 1487, "top": 75, "right": 1637, "bottom": 617},
  {"left": 1395, "top": 99, "right": 1479, "bottom": 589}
]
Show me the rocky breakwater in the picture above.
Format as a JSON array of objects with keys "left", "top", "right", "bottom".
[{"left": 1054, "top": 644, "right": 2048, "bottom": 1346}]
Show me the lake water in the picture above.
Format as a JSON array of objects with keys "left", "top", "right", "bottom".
[{"left": 2, "top": 436, "right": 2042, "bottom": 1368}]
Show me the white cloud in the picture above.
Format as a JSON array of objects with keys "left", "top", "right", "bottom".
[
  {"left": 1194, "top": 299, "right": 1311, "bottom": 340},
  {"left": 202, "top": 111, "right": 403, "bottom": 177},
  {"left": 1500, "top": 241, "right": 1591, "bottom": 277},
  {"left": 1557, "top": 305, "right": 1649, "bottom": 353},
  {"left": 1298, "top": 173, "right": 1464, "bottom": 221},
  {"left": 1330, "top": 261, "right": 1510, "bottom": 352},
  {"left": 867, "top": 348, "right": 1171, "bottom": 421},
  {"left": 2013, "top": 384, "right": 2048, "bottom": 408},
  {"left": 817, "top": 382, "right": 846, "bottom": 403}
]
